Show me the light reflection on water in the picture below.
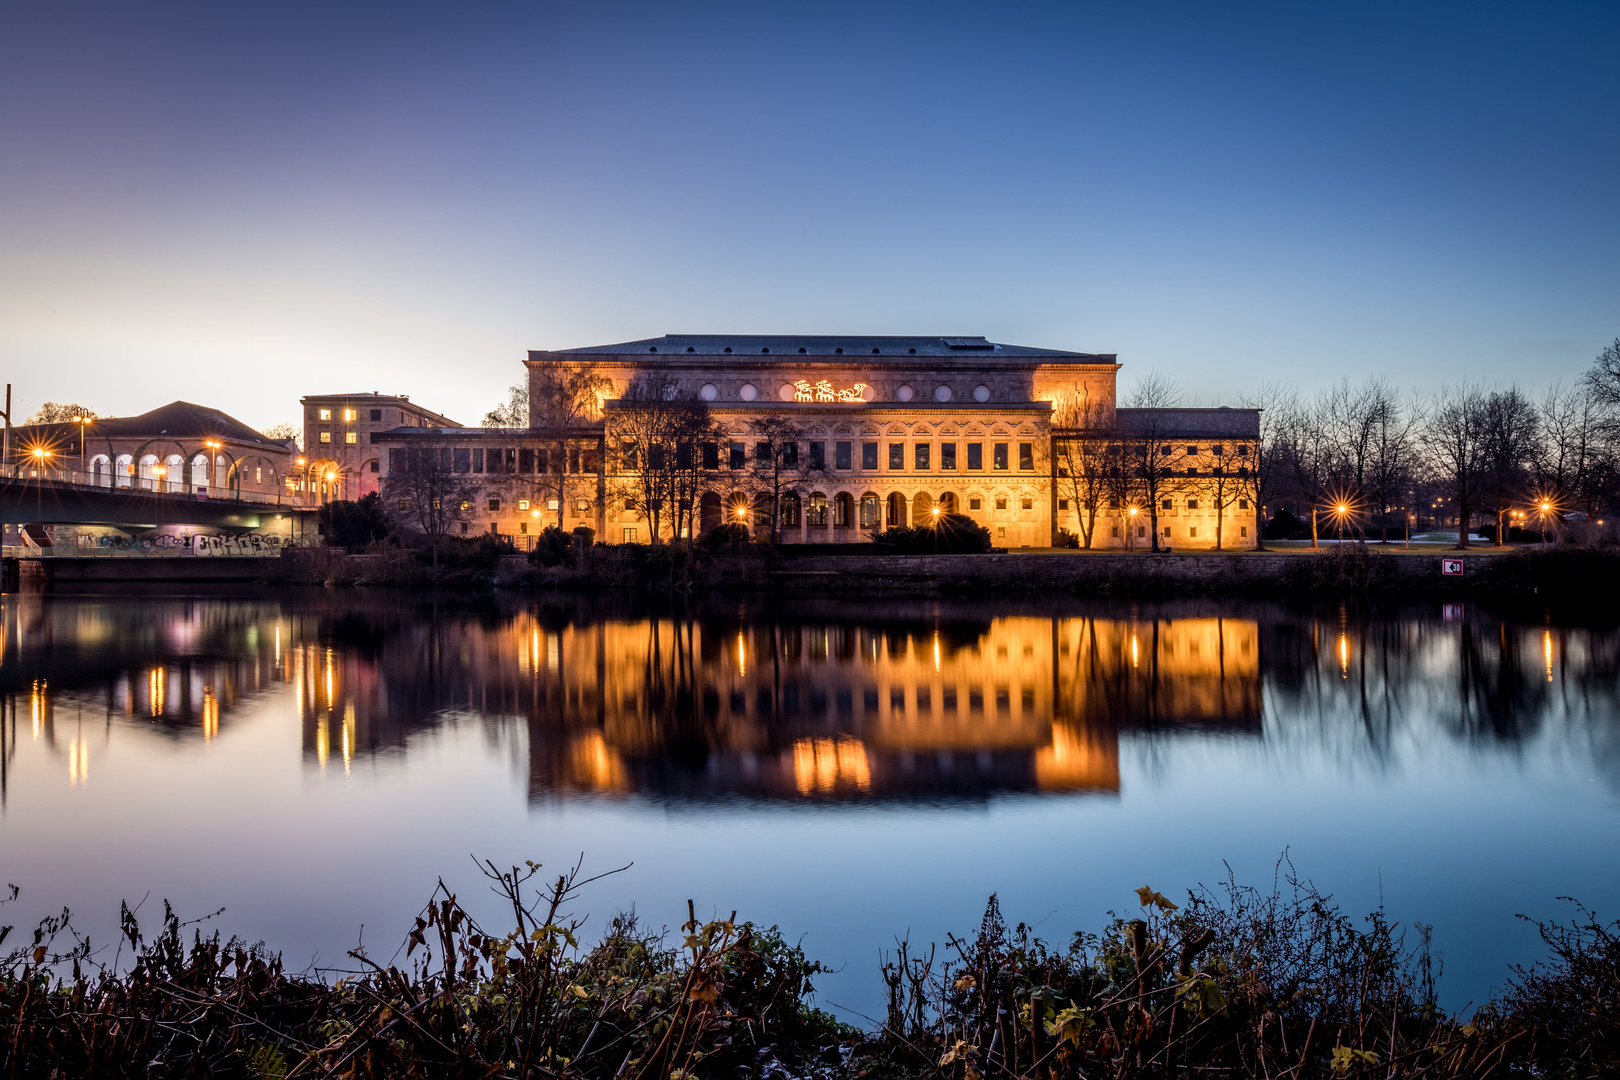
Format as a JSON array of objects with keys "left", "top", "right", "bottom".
[{"left": 1, "top": 590, "right": 1617, "bottom": 1020}]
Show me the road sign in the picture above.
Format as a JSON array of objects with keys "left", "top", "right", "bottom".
[{"left": 1441, "top": 558, "right": 1464, "bottom": 576}]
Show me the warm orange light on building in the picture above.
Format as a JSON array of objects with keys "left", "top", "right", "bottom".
[
  {"left": 1034, "top": 723, "right": 1119, "bottom": 792},
  {"left": 793, "top": 737, "right": 871, "bottom": 796}
]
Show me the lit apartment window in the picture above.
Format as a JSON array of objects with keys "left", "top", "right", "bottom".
[
  {"left": 518, "top": 499, "right": 530, "bottom": 510},
  {"left": 318, "top": 408, "right": 331, "bottom": 421},
  {"left": 623, "top": 527, "right": 638, "bottom": 543},
  {"left": 548, "top": 499, "right": 560, "bottom": 510},
  {"left": 319, "top": 431, "right": 331, "bottom": 444},
  {"left": 576, "top": 499, "right": 590, "bottom": 511},
  {"left": 343, "top": 409, "right": 357, "bottom": 422},
  {"left": 345, "top": 432, "right": 357, "bottom": 444}
]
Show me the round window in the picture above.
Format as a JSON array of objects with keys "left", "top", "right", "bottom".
[
  {"left": 739, "top": 383, "right": 758, "bottom": 401},
  {"left": 895, "top": 384, "right": 914, "bottom": 402},
  {"left": 973, "top": 384, "right": 991, "bottom": 402},
  {"left": 778, "top": 382, "right": 796, "bottom": 401},
  {"left": 861, "top": 384, "right": 877, "bottom": 401},
  {"left": 699, "top": 383, "right": 718, "bottom": 401},
  {"left": 934, "top": 384, "right": 953, "bottom": 402}
]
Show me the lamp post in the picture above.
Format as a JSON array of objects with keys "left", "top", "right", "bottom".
[{"left": 70, "top": 416, "right": 89, "bottom": 474}]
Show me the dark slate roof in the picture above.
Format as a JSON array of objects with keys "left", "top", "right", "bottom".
[
  {"left": 11, "top": 401, "right": 291, "bottom": 449},
  {"left": 552, "top": 335, "right": 1113, "bottom": 360}
]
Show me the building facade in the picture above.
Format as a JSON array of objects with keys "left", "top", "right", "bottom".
[
  {"left": 300, "top": 393, "right": 457, "bottom": 501},
  {"left": 373, "top": 335, "right": 1262, "bottom": 550}
]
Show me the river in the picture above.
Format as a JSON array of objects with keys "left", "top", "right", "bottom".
[{"left": 1, "top": 588, "right": 1616, "bottom": 1022}]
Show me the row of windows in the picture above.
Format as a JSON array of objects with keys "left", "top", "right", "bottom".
[
  {"left": 315, "top": 408, "right": 385, "bottom": 423},
  {"left": 1111, "top": 524, "right": 1251, "bottom": 539},
  {"left": 718, "top": 440, "right": 1036, "bottom": 471}
]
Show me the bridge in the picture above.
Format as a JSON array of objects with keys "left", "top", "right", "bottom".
[{"left": 0, "top": 461, "right": 316, "bottom": 530}]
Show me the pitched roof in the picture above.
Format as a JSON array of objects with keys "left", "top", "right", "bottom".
[
  {"left": 10, "top": 401, "right": 290, "bottom": 450},
  {"left": 550, "top": 334, "right": 1113, "bottom": 361}
]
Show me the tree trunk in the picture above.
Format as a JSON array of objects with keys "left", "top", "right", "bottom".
[{"left": 1457, "top": 498, "right": 1470, "bottom": 549}]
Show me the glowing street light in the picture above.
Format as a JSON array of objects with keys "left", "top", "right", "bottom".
[{"left": 70, "top": 415, "right": 91, "bottom": 471}]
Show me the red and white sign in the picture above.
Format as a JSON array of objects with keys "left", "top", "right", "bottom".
[{"left": 1441, "top": 558, "right": 1464, "bottom": 576}]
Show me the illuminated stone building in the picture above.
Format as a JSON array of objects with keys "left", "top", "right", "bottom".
[
  {"left": 371, "top": 334, "right": 1262, "bottom": 548},
  {"left": 299, "top": 392, "right": 457, "bottom": 502}
]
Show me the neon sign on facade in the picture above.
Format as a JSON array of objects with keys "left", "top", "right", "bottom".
[{"left": 792, "top": 379, "right": 871, "bottom": 403}]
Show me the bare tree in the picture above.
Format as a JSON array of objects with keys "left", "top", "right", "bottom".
[
  {"left": 1049, "top": 388, "right": 1115, "bottom": 548},
  {"left": 743, "top": 414, "right": 829, "bottom": 544},
  {"left": 261, "top": 421, "right": 303, "bottom": 451},
  {"left": 1424, "top": 383, "right": 1488, "bottom": 549},
  {"left": 1580, "top": 337, "right": 1620, "bottom": 411},
  {"left": 529, "top": 360, "right": 612, "bottom": 531},
  {"left": 1478, "top": 387, "right": 1537, "bottom": 546},
  {"left": 1238, "top": 382, "right": 1295, "bottom": 550},
  {"left": 1365, "top": 385, "right": 1425, "bottom": 543},
  {"left": 1117, "top": 374, "right": 1191, "bottom": 553},
  {"left": 25, "top": 402, "right": 99, "bottom": 424},
  {"left": 1278, "top": 392, "right": 1336, "bottom": 548},
  {"left": 380, "top": 441, "right": 480, "bottom": 568},
  {"left": 482, "top": 382, "right": 528, "bottom": 428},
  {"left": 607, "top": 379, "right": 714, "bottom": 543},
  {"left": 1533, "top": 382, "right": 1603, "bottom": 533}
]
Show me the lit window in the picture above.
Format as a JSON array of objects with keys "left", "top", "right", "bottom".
[
  {"left": 518, "top": 499, "right": 530, "bottom": 510},
  {"left": 548, "top": 499, "right": 560, "bottom": 510},
  {"left": 623, "top": 527, "right": 638, "bottom": 542},
  {"left": 345, "top": 432, "right": 357, "bottom": 444},
  {"left": 318, "top": 409, "right": 331, "bottom": 421},
  {"left": 343, "top": 409, "right": 356, "bottom": 422},
  {"left": 576, "top": 499, "right": 590, "bottom": 511},
  {"left": 319, "top": 431, "right": 331, "bottom": 443}
]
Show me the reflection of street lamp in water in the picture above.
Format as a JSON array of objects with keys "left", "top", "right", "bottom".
[{"left": 1128, "top": 505, "right": 1139, "bottom": 550}]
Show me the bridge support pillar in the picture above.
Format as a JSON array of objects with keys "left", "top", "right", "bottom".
[{"left": 18, "top": 560, "right": 52, "bottom": 592}]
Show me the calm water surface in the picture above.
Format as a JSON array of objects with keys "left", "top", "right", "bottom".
[{"left": 1, "top": 589, "right": 1616, "bottom": 1021}]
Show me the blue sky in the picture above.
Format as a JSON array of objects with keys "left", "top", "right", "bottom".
[{"left": 2, "top": 1, "right": 1617, "bottom": 430}]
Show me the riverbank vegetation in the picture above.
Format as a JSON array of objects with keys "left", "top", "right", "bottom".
[{"left": 2, "top": 861, "right": 1614, "bottom": 1078}]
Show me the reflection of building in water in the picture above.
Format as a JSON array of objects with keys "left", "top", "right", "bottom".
[{"left": 515, "top": 614, "right": 1262, "bottom": 803}]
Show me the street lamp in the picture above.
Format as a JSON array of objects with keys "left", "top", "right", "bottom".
[{"left": 70, "top": 415, "right": 90, "bottom": 472}]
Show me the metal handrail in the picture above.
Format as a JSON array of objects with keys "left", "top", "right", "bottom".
[{"left": 0, "top": 461, "right": 316, "bottom": 508}]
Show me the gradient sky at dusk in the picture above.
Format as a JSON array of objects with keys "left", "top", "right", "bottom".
[{"left": 2, "top": 1, "right": 1618, "bottom": 430}]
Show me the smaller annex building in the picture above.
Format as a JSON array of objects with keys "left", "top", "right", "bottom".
[
  {"left": 373, "top": 335, "right": 1262, "bottom": 550},
  {"left": 5, "top": 400, "right": 296, "bottom": 501},
  {"left": 300, "top": 392, "right": 458, "bottom": 502}
]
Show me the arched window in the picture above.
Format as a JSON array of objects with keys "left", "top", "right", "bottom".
[
  {"left": 116, "top": 454, "right": 133, "bottom": 488},
  {"left": 164, "top": 454, "right": 184, "bottom": 493},
  {"left": 938, "top": 492, "right": 959, "bottom": 515},
  {"left": 912, "top": 491, "right": 934, "bottom": 524},
  {"left": 89, "top": 455, "right": 111, "bottom": 487},
  {"left": 860, "top": 493, "right": 880, "bottom": 528},
  {"left": 190, "top": 454, "right": 209, "bottom": 490},
  {"left": 833, "top": 492, "right": 854, "bottom": 528},
  {"left": 700, "top": 492, "right": 722, "bottom": 533},
  {"left": 752, "top": 492, "right": 774, "bottom": 530},
  {"left": 807, "top": 493, "right": 827, "bottom": 527},
  {"left": 886, "top": 492, "right": 907, "bottom": 527},
  {"left": 138, "top": 454, "right": 160, "bottom": 489},
  {"left": 779, "top": 493, "right": 801, "bottom": 528},
  {"left": 215, "top": 455, "right": 229, "bottom": 489}
]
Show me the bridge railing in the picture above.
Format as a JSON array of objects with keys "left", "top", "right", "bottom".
[{"left": 0, "top": 462, "right": 319, "bottom": 509}]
